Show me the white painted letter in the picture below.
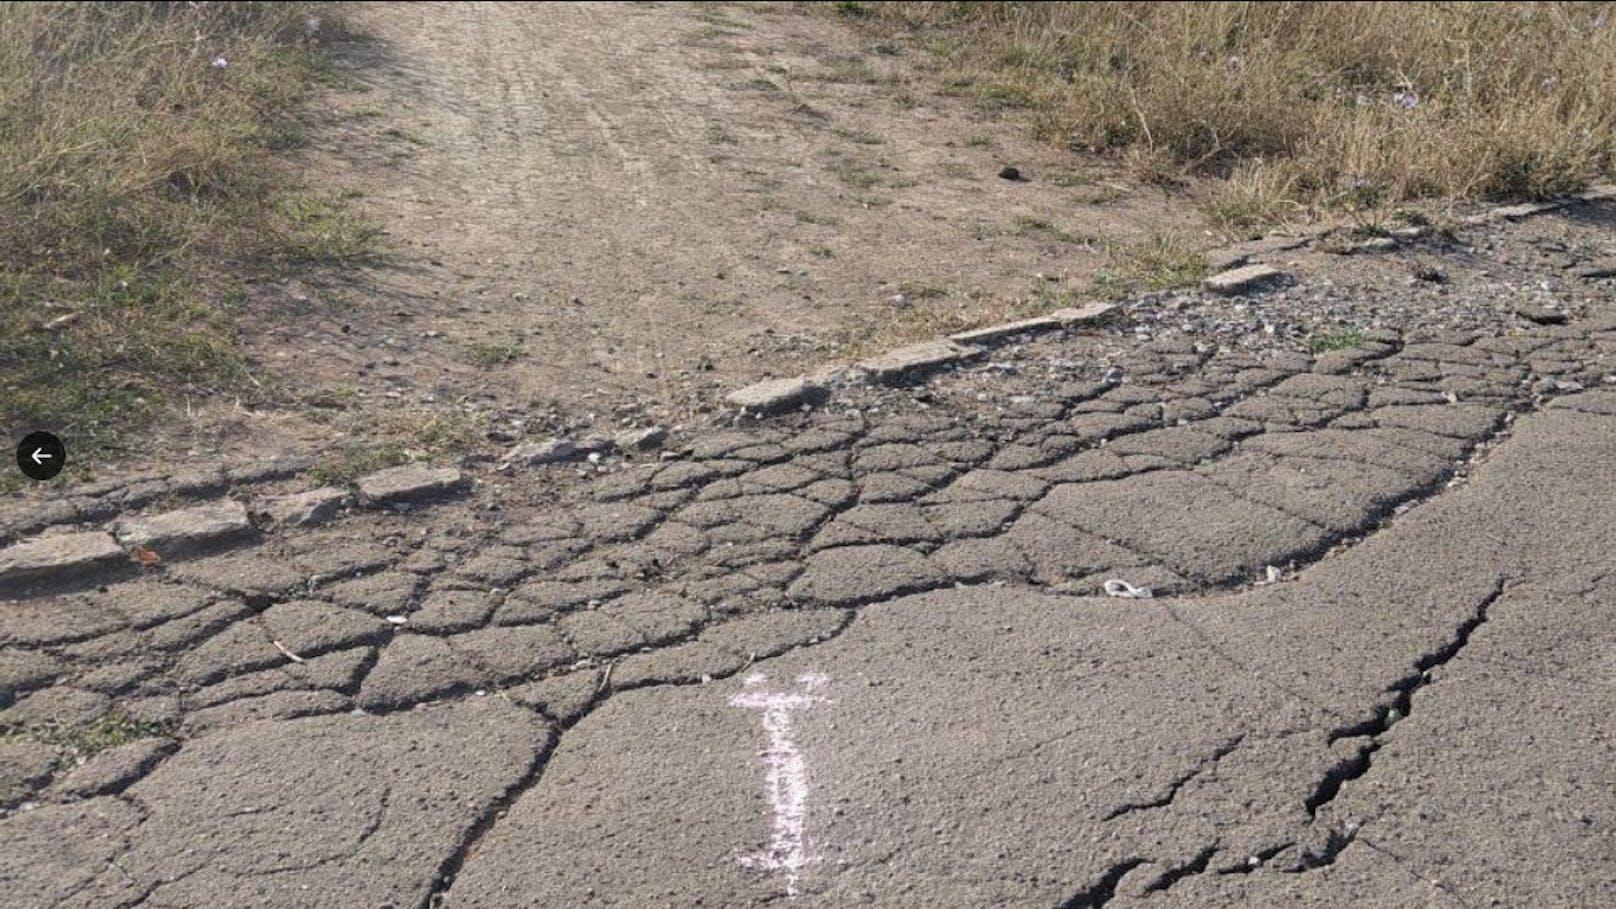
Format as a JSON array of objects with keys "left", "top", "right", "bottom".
[{"left": 731, "top": 672, "right": 831, "bottom": 898}]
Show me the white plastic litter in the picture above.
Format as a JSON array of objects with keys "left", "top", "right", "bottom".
[{"left": 1103, "top": 579, "right": 1154, "bottom": 599}]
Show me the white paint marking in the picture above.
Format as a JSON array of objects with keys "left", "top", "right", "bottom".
[{"left": 731, "top": 671, "right": 831, "bottom": 898}]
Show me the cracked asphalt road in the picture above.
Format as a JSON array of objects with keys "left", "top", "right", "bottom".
[
  {"left": 6, "top": 1, "right": 1616, "bottom": 903},
  {"left": 443, "top": 395, "right": 1616, "bottom": 909},
  {"left": 4, "top": 307, "right": 1615, "bottom": 906}
]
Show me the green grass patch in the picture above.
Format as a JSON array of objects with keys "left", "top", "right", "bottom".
[
  {"left": 2, "top": 710, "right": 171, "bottom": 760},
  {"left": 1307, "top": 329, "right": 1368, "bottom": 354},
  {"left": 309, "top": 409, "right": 486, "bottom": 484},
  {"left": 793, "top": 210, "right": 841, "bottom": 226},
  {"left": 271, "top": 190, "right": 383, "bottom": 267},
  {"left": 833, "top": 127, "right": 884, "bottom": 145},
  {"left": 834, "top": 165, "right": 882, "bottom": 190},
  {"left": 1044, "top": 167, "right": 1093, "bottom": 188},
  {"left": 896, "top": 280, "right": 950, "bottom": 300},
  {"left": 1011, "top": 214, "right": 1089, "bottom": 245},
  {"left": 309, "top": 440, "right": 412, "bottom": 485},
  {"left": 467, "top": 341, "right": 526, "bottom": 366},
  {"left": 0, "top": 2, "right": 361, "bottom": 475}
]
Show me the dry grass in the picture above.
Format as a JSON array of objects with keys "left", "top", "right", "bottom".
[
  {"left": 848, "top": 2, "right": 1616, "bottom": 233},
  {"left": 0, "top": 2, "right": 360, "bottom": 478},
  {"left": 1091, "top": 234, "right": 1209, "bottom": 300}
]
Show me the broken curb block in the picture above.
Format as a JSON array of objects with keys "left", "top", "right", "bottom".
[
  {"left": 615, "top": 426, "right": 669, "bottom": 451},
  {"left": 1203, "top": 249, "right": 1251, "bottom": 272},
  {"left": 1354, "top": 237, "right": 1398, "bottom": 253},
  {"left": 255, "top": 486, "right": 349, "bottom": 528},
  {"left": 224, "top": 454, "right": 315, "bottom": 485},
  {"left": 1495, "top": 200, "right": 1564, "bottom": 221},
  {"left": 501, "top": 439, "right": 577, "bottom": 468},
  {"left": 0, "top": 531, "right": 125, "bottom": 586},
  {"left": 725, "top": 376, "right": 826, "bottom": 414},
  {"left": 949, "top": 316, "right": 1060, "bottom": 345},
  {"left": 1388, "top": 225, "right": 1430, "bottom": 240},
  {"left": 355, "top": 465, "right": 467, "bottom": 505},
  {"left": 1514, "top": 304, "right": 1569, "bottom": 326},
  {"left": 501, "top": 436, "right": 616, "bottom": 469},
  {"left": 1049, "top": 302, "right": 1119, "bottom": 327},
  {"left": 1205, "top": 234, "right": 1310, "bottom": 273},
  {"left": 1578, "top": 183, "right": 1616, "bottom": 202},
  {"left": 1203, "top": 264, "right": 1286, "bottom": 296},
  {"left": 114, "top": 499, "right": 254, "bottom": 553},
  {"left": 857, "top": 340, "right": 983, "bottom": 383}
]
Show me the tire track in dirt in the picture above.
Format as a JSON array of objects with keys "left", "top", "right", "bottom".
[{"left": 257, "top": 0, "right": 1200, "bottom": 457}]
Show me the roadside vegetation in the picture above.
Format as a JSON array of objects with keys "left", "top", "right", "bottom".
[
  {"left": 0, "top": 2, "right": 363, "bottom": 484},
  {"left": 841, "top": 2, "right": 1616, "bottom": 236}
]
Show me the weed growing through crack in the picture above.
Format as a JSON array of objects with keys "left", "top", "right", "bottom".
[
  {"left": 1, "top": 711, "right": 173, "bottom": 761},
  {"left": 1307, "top": 330, "right": 1368, "bottom": 354}
]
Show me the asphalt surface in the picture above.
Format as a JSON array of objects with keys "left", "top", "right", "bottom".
[
  {"left": 3, "top": 317, "right": 1615, "bottom": 907},
  {"left": 444, "top": 393, "right": 1616, "bottom": 908}
]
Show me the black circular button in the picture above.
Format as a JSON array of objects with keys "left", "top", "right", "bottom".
[{"left": 16, "top": 431, "right": 66, "bottom": 481}]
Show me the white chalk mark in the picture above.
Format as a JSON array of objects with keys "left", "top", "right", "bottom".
[{"left": 731, "top": 672, "right": 831, "bottom": 898}]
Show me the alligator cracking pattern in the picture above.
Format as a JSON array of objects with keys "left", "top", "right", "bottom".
[{"left": 3, "top": 319, "right": 1615, "bottom": 905}]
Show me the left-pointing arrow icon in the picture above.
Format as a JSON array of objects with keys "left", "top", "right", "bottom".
[{"left": 16, "top": 431, "right": 65, "bottom": 480}]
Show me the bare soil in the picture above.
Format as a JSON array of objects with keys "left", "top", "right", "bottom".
[{"left": 195, "top": 0, "right": 1205, "bottom": 464}]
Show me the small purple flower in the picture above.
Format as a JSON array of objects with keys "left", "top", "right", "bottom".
[
  {"left": 1392, "top": 89, "right": 1418, "bottom": 109},
  {"left": 210, "top": 56, "right": 229, "bottom": 69}
]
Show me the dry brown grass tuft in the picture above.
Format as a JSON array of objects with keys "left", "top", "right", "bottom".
[
  {"left": 851, "top": 2, "right": 1616, "bottom": 232},
  {"left": 0, "top": 2, "right": 359, "bottom": 479}
]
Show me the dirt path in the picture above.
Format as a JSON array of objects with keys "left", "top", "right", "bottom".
[{"left": 245, "top": 1, "right": 1198, "bottom": 458}]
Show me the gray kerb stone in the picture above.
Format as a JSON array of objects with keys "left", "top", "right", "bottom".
[
  {"left": 114, "top": 499, "right": 254, "bottom": 553},
  {"left": 0, "top": 531, "right": 126, "bottom": 585},
  {"left": 948, "top": 303, "right": 1117, "bottom": 346},
  {"left": 355, "top": 465, "right": 467, "bottom": 504},
  {"left": 501, "top": 436, "right": 616, "bottom": 469},
  {"left": 950, "top": 317, "right": 1061, "bottom": 345},
  {"left": 615, "top": 426, "right": 668, "bottom": 451},
  {"left": 725, "top": 376, "right": 827, "bottom": 414},
  {"left": 857, "top": 340, "right": 984, "bottom": 383},
  {"left": 1204, "top": 263, "right": 1287, "bottom": 295},
  {"left": 501, "top": 439, "right": 577, "bottom": 468},
  {"left": 1495, "top": 200, "right": 1564, "bottom": 221},
  {"left": 1048, "top": 302, "right": 1119, "bottom": 326},
  {"left": 255, "top": 487, "right": 350, "bottom": 528}
]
